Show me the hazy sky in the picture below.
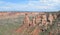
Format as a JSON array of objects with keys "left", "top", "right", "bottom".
[{"left": 0, "top": 0, "right": 60, "bottom": 11}]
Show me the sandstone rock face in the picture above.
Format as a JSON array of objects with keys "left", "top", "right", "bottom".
[
  {"left": 0, "top": 12, "right": 59, "bottom": 35},
  {"left": 35, "top": 15, "right": 41, "bottom": 24},
  {"left": 48, "top": 14, "right": 54, "bottom": 25},
  {"left": 0, "top": 12, "right": 57, "bottom": 26},
  {"left": 23, "top": 14, "right": 30, "bottom": 24},
  {"left": 32, "top": 17, "right": 36, "bottom": 26},
  {"left": 42, "top": 14, "right": 47, "bottom": 25}
]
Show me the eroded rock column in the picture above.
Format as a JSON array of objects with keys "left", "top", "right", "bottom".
[{"left": 48, "top": 14, "right": 54, "bottom": 25}]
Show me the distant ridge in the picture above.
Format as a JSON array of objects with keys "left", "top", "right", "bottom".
[{"left": 0, "top": 10, "right": 60, "bottom": 12}]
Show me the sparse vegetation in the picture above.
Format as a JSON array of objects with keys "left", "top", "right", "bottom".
[{"left": 0, "top": 12, "right": 60, "bottom": 35}]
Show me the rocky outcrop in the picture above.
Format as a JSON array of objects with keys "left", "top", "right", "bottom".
[
  {"left": 0, "top": 12, "right": 59, "bottom": 35},
  {"left": 15, "top": 12, "right": 58, "bottom": 35}
]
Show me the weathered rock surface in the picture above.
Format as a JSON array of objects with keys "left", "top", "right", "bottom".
[{"left": 0, "top": 12, "right": 59, "bottom": 35}]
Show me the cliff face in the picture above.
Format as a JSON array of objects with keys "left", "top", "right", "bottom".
[
  {"left": 0, "top": 12, "right": 59, "bottom": 35},
  {"left": 0, "top": 12, "right": 57, "bottom": 27},
  {"left": 15, "top": 12, "right": 58, "bottom": 35}
]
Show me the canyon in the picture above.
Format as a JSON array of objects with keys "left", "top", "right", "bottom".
[{"left": 0, "top": 12, "right": 60, "bottom": 35}]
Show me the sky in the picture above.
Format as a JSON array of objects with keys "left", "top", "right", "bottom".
[{"left": 0, "top": 0, "right": 60, "bottom": 11}]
